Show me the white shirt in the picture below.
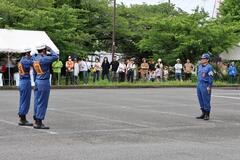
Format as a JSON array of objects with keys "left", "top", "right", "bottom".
[
  {"left": 174, "top": 63, "right": 182, "bottom": 73},
  {"left": 86, "top": 61, "right": 91, "bottom": 70},
  {"left": 155, "top": 68, "right": 162, "bottom": 77},
  {"left": 127, "top": 63, "right": 136, "bottom": 71},
  {"left": 79, "top": 60, "right": 88, "bottom": 72},
  {"left": 117, "top": 63, "right": 126, "bottom": 73},
  {"left": 74, "top": 62, "right": 80, "bottom": 76}
]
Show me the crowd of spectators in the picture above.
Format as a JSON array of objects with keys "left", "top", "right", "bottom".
[{"left": 48, "top": 56, "right": 239, "bottom": 85}]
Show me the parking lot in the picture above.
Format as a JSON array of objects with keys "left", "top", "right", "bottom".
[{"left": 0, "top": 88, "right": 240, "bottom": 160}]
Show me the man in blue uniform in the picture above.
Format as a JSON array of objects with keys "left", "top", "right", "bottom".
[
  {"left": 228, "top": 62, "right": 237, "bottom": 84},
  {"left": 33, "top": 45, "right": 58, "bottom": 129},
  {"left": 196, "top": 53, "right": 214, "bottom": 121},
  {"left": 17, "top": 48, "right": 33, "bottom": 126}
]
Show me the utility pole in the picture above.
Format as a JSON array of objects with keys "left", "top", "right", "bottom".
[
  {"left": 112, "top": 0, "right": 116, "bottom": 61},
  {"left": 212, "top": 0, "right": 222, "bottom": 18},
  {"left": 168, "top": 0, "right": 170, "bottom": 3}
]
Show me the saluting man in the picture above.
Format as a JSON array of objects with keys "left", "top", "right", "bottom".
[
  {"left": 32, "top": 45, "right": 58, "bottom": 129},
  {"left": 196, "top": 53, "right": 214, "bottom": 121},
  {"left": 17, "top": 48, "right": 33, "bottom": 126}
]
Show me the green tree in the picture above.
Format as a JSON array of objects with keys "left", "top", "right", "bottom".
[
  {"left": 138, "top": 9, "right": 240, "bottom": 64},
  {"left": 219, "top": 0, "right": 240, "bottom": 21}
]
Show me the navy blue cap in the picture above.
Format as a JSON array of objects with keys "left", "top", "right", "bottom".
[{"left": 201, "top": 53, "right": 210, "bottom": 59}]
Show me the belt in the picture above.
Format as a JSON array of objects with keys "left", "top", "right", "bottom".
[
  {"left": 199, "top": 81, "right": 208, "bottom": 85},
  {"left": 20, "top": 77, "right": 31, "bottom": 80}
]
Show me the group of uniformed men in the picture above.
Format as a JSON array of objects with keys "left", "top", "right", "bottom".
[
  {"left": 17, "top": 51, "right": 213, "bottom": 130},
  {"left": 17, "top": 45, "right": 58, "bottom": 129}
]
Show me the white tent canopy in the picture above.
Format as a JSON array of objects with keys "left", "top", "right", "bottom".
[
  {"left": 0, "top": 29, "right": 59, "bottom": 86},
  {"left": 220, "top": 43, "right": 240, "bottom": 60},
  {"left": 0, "top": 29, "right": 59, "bottom": 54}
]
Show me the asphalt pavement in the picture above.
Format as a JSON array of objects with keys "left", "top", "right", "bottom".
[{"left": 0, "top": 88, "right": 240, "bottom": 160}]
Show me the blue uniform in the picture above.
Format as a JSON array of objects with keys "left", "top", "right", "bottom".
[
  {"left": 228, "top": 66, "right": 237, "bottom": 76},
  {"left": 18, "top": 56, "right": 33, "bottom": 116},
  {"left": 197, "top": 64, "right": 214, "bottom": 113},
  {"left": 228, "top": 65, "right": 237, "bottom": 84},
  {"left": 32, "top": 50, "right": 58, "bottom": 120}
]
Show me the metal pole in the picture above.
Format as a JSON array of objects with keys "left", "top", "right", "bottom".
[
  {"left": 212, "top": 0, "right": 217, "bottom": 18},
  {"left": 7, "top": 52, "right": 10, "bottom": 86},
  {"left": 112, "top": 0, "right": 116, "bottom": 61}
]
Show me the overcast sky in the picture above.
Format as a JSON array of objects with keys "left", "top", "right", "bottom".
[{"left": 118, "top": 0, "right": 219, "bottom": 16}]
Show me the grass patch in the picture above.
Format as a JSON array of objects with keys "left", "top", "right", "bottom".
[{"left": 55, "top": 78, "right": 240, "bottom": 88}]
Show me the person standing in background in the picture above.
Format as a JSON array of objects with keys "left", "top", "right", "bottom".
[
  {"left": 126, "top": 58, "right": 136, "bottom": 83},
  {"left": 149, "top": 58, "right": 155, "bottom": 72},
  {"left": 65, "top": 56, "right": 74, "bottom": 85},
  {"left": 228, "top": 62, "right": 237, "bottom": 84},
  {"left": 79, "top": 58, "right": 88, "bottom": 85},
  {"left": 163, "top": 66, "right": 169, "bottom": 81},
  {"left": 155, "top": 59, "right": 163, "bottom": 81},
  {"left": 101, "top": 57, "right": 110, "bottom": 81},
  {"left": 140, "top": 58, "right": 149, "bottom": 80},
  {"left": 52, "top": 58, "right": 63, "bottom": 85},
  {"left": 93, "top": 58, "right": 101, "bottom": 83},
  {"left": 174, "top": 59, "right": 183, "bottom": 81},
  {"left": 117, "top": 59, "right": 126, "bottom": 82},
  {"left": 73, "top": 58, "right": 79, "bottom": 85},
  {"left": 110, "top": 56, "right": 119, "bottom": 82},
  {"left": 184, "top": 59, "right": 194, "bottom": 81},
  {"left": 85, "top": 58, "right": 91, "bottom": 82}
]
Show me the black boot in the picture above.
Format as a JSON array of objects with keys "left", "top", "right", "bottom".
[
  {"left": 33, "top": 119, "right": 50, "bottom": 129},
  {"left": 204, "top": 112, "right": 210, "bottom": 121},
  {"left": 196, "top": 111, "right": 205, "bottom": 119},
  {"left": 18, "top": 115, "right": 33, "bottom": 126}
]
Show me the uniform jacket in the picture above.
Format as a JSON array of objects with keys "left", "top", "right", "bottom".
[
  {"left": 197, "top": 64, "right": 214, "bottom": 88},
  {"left": 228, "top": 66, "right": 237, "bottom": 76},
  {"left": 32, "top": 51, "right": 58, "bottom": 80},
  {"left": 18, "top": 56, "right": 33, "bottom": 80},
  {"left": 52, "top": 60, "right": 63, "bottom": 73}
]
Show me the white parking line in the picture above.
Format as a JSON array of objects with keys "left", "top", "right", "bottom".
[
  {"left": 53, "top": 124, "right": 218, "bottom": 136},
  {"left": 213, "top": 95, "right": 240, "bottom": 100}
]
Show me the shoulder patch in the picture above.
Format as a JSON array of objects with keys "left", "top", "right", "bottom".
[{"left": 208, "top": 71, "right": 214, "bottom": 76}]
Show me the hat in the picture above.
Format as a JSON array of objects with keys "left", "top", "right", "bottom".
[
  {"left": 36, "top": 44, "right": 46, "bottom": 50},
  {"left": 176, "top": 58, "right": 180, "bottom": 61},
  {"left": 158, "top": 58, "right": 162, "bottom": 62},
  {"left": 20, "top": 48, "right": 31, "bottom": 53},
  {"left": 201, "top": 53, "right": 210, "bottom": 59},
  {"left": 68, "top": 56, "right": 72, "bottom": 59}
]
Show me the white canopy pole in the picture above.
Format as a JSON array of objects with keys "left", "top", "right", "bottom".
[{"left": 7, "top": 52, "right": 10, "bottom": 86}]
